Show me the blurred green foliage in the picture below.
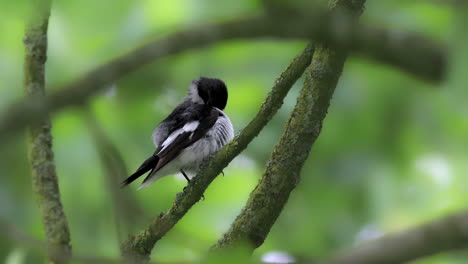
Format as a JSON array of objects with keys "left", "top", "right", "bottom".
[{"left": 0, "top": 0, "right": 466, "bottom": 263}]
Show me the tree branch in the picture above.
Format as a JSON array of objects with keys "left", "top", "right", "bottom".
[
  {"left": 322, "top": 210, "right": 468, "bottom": 264},
  {"left": 0, "top": 219, "right": 176, "bottom": 264},
  {"left": 120, "top": 44, "right": 315, "bottom": 263},
  {"left": 23, "top": 1, "right": 72, "bottom": 263},
  {"left": 84, "top": 108, "right": 146, "bottom": 245},
  {"left": 0, "top": 9, "right": 446, "bottom": 143},
  {"left": 0, "top": 218, "right": 45, "bottom": 252},
  {"left": 212, "top": 0, "right": 366, "bottom": 251}
]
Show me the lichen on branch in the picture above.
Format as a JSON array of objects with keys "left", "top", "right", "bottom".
[
  {"left": 120, "top": 44, "right": 315, "bottom": 263},
  {"left": 24, "top": 1, "right": 72, "bottom": 263},
  {"left": 213, "top": 43, "right": 350, "bottom": 250},
  {"left": 213, "top": 0, "right": 366, "bottom": 251}
]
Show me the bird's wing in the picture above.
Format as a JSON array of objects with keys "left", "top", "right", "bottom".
[{"left": 140, "top": 108, "right": 220, "bottom": 184}]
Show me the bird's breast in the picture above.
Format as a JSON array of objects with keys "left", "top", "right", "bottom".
[{"left": 178, "top": 114, "right": 234, "bottom": 171}]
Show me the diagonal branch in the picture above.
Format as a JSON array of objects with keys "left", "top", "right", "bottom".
[
  {"left": 0, "top": 9, "right": 446, "bottom": 143},
  {"left": 23, "top": 0, "right": 72, "bottom": 263},
  {"left": 322, "top": 210, "right": 468, "bottom": 264},
  {"left": 120, "top": 43, "right": 315, "bottom": 263},
  {"left": 213, "top": 48, "right": 345, "bottom": 249},
  {"left": 84, "top": 109, "right": 146, "bottom": 245},
  {"left": 213, "top": 0, "right": 366, "bottom": 251}
]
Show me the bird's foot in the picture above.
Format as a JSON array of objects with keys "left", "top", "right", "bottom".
[{"left": 221, "top": 170, "right": 225, "bottom": 177}]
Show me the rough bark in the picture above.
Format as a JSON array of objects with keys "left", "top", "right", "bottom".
[
  {"left": 120, "top": 44, "right": 315, "bottom": 263},
  {"left": 0, "top": 9, "right": 446, "bottom": 143},
  {"left": 24, "top": 1, "right": 72, "bottom": 263},
  {"left": 213, "top": 0, "right": 366, "bottom": 250}
]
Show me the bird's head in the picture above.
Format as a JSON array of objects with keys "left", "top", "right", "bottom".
[{"left": 189, "top": 77, "right": 228, "bottom": 110}]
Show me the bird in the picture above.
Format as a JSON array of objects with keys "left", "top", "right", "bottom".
[{"left": 121, "top": 77, "right": 234, "bottom": 189}]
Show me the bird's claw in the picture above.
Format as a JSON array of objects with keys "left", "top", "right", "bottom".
[{"left": 221, "top": 170, "right": 225, "bottom": 176}]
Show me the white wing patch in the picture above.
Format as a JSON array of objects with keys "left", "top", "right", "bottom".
[
  {"left": 182, "top": 120, "right": 200, "bottom": 132},
  {"left": 158, "top": 121, "right": 200, "bottom": 154}
]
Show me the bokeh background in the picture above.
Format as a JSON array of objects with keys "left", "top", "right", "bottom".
[{"left": 1, "top": 0, "right": 467, "bottom": 263}]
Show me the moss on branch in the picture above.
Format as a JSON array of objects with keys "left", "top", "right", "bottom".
[
  {"left": 120, "top": 44, "right": 315, "bottom": 263},
  {"left": 213, "top": 43, "right": 349, "bottom": 250},
  {"left": 212, "top": 0, "right": 366, "bottom": 251},
  {"left": 24, "top": 1, "right": 72, "bottom": 263}
]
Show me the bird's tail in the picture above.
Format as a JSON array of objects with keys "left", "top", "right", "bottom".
[{"left": 120, "top": 155, "right": 159, "bottom": 187}]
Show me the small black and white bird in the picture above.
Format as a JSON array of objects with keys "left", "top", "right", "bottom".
[{"left": 121, "top": 77, "right": 234, "bottom": 189}]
